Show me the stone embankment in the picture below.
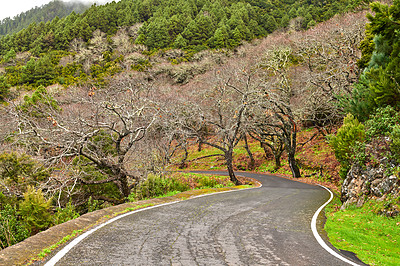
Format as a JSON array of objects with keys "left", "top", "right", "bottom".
[{"left": 341, "top": 164, "right": 400, "bottom": 216}]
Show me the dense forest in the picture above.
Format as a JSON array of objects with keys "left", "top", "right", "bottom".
[
  {"left": 0, "top": 0, "right": 399, "bottom": 263},
  {"left": 0, "top": 0, "right": 368, "bottom": 55},
  {"left": 0, "top": 0, "right": 92, "bottom": 36}
]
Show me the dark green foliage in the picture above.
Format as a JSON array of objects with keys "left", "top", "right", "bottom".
[
  {"left": 18, "top": 86, "right": 60, "bottom": 117},
  {"left": 19, "top": 186, "right": 52, "bottom": 235},
  {"left": 365, "top": 106, "right": 400, "bottom": 140},
  {"left": 0, "top": 152, "right": 51, "bottom": 197},
  {"left": 72, "top": 156, "right": 122, "bottom": 204},
  {"left": 21, "top": 55, "right": 58, "bottom": 86},
  {"left": 364, "top": 0, "right": 400, "bottom": 107},
  {"left": 343, "top": 1, "right": 400, "bottom": 121},
  {"left": 173, "top": 34, "right": 188, "bottom": 49},
  {"left": 338, "top": 75, "right": 376, "bottom": 122},
  {"left": 0, "top": 205, "right": 29, "bottom": 249},
  {"left": 182, "top": 14, "right": 216, "bottom": 46},
  {"left": 53, "top": 201, "right": 80, "bottom": 225},
  {"left": 0, "top": 75, "right": 11, "bottom": 102},
  {"left": 143, "top": 17, "right": 171, "bottom": 49}
]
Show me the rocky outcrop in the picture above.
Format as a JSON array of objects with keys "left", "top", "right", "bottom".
[{"left": 341, "top": 164, "right": 400, "bottom": 216}]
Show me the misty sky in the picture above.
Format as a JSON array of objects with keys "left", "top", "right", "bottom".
[{"left": 0, "top": 0, "right": 116, "bottom": 20}]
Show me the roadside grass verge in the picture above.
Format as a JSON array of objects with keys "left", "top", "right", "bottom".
[
  {"left": 325, "top": 197, "right": 400, "bottom": 266},
  {"left": 36, "top": 229, "right": 83, "bottom": 260}
]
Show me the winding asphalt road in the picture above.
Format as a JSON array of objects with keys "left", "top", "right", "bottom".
[{"left": 44, "top": 172, "right": 364, "bottom": 265}]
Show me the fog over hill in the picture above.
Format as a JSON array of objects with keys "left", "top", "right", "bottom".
[{"left": 0, "top": 0, "right": 118, "bottom": 35}]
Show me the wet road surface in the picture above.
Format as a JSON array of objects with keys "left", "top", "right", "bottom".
[{"left": 45, "top": 172, "right": 362, "bottom": 265}]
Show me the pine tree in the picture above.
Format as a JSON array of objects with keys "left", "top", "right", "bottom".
[
  {"left": 144, "top": 17, "right": 171, "bottom": 49},
  {"left": 173, "top": 33, "right": 188, "bottom": 49}
]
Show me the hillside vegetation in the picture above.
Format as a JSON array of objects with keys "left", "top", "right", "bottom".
[
  {"left": 0, "top": 0, "right": 367, "bottom": 101},
  {"left": 0, "top": 0, "right": 399, "bottom": 264}
]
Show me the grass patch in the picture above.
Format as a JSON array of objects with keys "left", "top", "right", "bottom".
[
  {"left": 34, "top": 229, "right": 83, "bottom": 261},
  {"left": 125, "top": 203, "right": 155, "bottom": 212},
  {"left": 325, "top": 197, "right": 400, "bottom": 265},
  {"left": 234, "top": 184, "right": 253, "bottom": 189}
]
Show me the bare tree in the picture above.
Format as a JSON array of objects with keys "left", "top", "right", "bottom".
[
  {"left": 241, "top": 133, "right": 256, "bottom": 171},
  {"left": 175, "top": 68, "right": 261, "bottom": 184},
  {"left": 249, "top": 128, "right": 284, "bottom": 171},
  {"left": 293, "top": 12, "right": 367, "bottom": 134},
  {"left": 256, "top": 47, "right": 301, "bottom": 178},
  {"left": 8, "top": 77, "right": 158, "bottom": 204}
]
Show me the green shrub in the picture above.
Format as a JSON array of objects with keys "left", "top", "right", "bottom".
[
  {"left": 0, "top": 75, "right": 11, "bottom": 102},
  {"left": 365, "top": 106, "right": 400, "bottom": 140},
  {"left": 329, "top": 114, "right": 366, "bottom": 179},
  {"left": 197, "top": 175, "right": 233, "bottom": 188},
  {"left": 131, "top": 59, "right": 152, "bottom": 72},
  {"left": 53, "top": 201, "right": 80, "bottom": 225},
  {"left": 130, "top": 174, "right": 190, "bottom": 201},
  {"left": 87, "top": 196, "right": 101, "bottom": 213},
  {"left": 19, "top": 186, "right": 52, "bottom": 235},
  {"left": 0, "top": 152, "right": 51, "bottom": 196},
  {"left": 352, "top": 141, "right": 367, "bottom": 165},
  {"left": 0, "top": 205, "right": 29, "bottom": 249},
  {"left": 198, "top": 176, "right": 220, "bottom": 188}
]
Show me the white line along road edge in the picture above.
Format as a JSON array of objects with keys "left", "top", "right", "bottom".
[
  {"left": 44, "top": 184, "right": 261, "bottom": 266},
  {"left": 312, "top": 185, "right": 361, "bottom": 266}
]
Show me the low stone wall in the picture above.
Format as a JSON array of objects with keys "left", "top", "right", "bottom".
[{"left": 341, "top": 164, "right": 400, "bottom": 215}]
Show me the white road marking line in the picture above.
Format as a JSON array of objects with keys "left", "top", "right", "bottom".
[
  {"left": 44, "top": 185, "right": 261, "bottom": 266},
  {"left": 311, "top": 185, "right": 361, "bottom": 266}
]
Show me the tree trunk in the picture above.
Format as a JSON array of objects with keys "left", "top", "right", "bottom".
[
  {"left": 225, "top": 151, "right": 239, "bottom": 185},
  {"left": 243, "top": 134, "right": 255, "bottom": 170},
  {"left": 179, "top": 145, "right": 189, "bottom": 169},
  {"left": 261, "top": 142, "right": 282, "bottom": 171},
  {"left": 119, "top": 173, "right": 132, "bottom": 199},
  {"left": 288, "top": 153, "right": 301, "bottom": 178},
  {"left": 197, "top": 140, "right": 203, "bottom": 152},
  {"left": 274, "top": 154, "right": 282, "bottom": 171}
]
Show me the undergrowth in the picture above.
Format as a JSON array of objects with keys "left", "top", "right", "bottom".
[{"left": 128, "top": 172, "right": 235, "bottom": 201}]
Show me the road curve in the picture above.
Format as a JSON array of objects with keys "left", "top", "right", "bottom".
[{"left": 43, "top": 171, "right": 364, "bottom": 266}]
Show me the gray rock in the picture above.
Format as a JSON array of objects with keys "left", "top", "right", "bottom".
[{"left": 341, "top": 164, "right": 400, "bottom": 209}]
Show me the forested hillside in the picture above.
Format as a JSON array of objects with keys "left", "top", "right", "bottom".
[
  {"left": 0, "top": 0, "right": 91, "bottom": 36},
  {"left": 0, "top": 0, "right": 368, "bottom": 102},
  {"left": 0, "top": 0, "right": 367, "bottom": 56},
  {"left": 0, "top": 0, "right": 399, "bottom": 264}
]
